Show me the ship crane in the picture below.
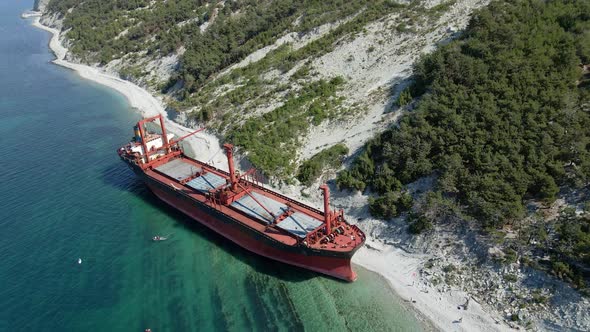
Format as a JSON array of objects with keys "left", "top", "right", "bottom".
[
  {"left": 221, "top": 143, "right": 277, "bottom": 221},
  {"left": 132, "top": 114, "right": 204, "bottom": 166},
  {"left": 320, "top": 184, "right": 332, "bottom": 235},
  {"left": 223, "top": 143, "right": 239, "bottom": 191}
]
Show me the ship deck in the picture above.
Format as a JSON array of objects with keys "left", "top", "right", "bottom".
[{"left": 145, "top": 155, "right": 363, "bottom": 252}]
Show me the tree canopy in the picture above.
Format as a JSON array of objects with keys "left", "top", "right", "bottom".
[{"left": 338, "top": 0, "right": 590, "bottom": 228}]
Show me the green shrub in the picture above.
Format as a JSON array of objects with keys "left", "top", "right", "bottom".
[
  {"left": 408, "top": 214, "right": 432, "bottom": 234},
  {"left": 504, "top": 249, "right": 518, "bottom": 264},
  {"left": 396, "top": 87, "right": 413, "bottom": 106},
  {"left": 442, "top": 264, "right": 456, "bottom": 273},
  {"left": 551, "top": 261, "right": 574, "bottom": 281},
  {"left": 336, "top": 170, "right": 367, "bottom": 191},
  {"left": 297, "top": 144, "right": 349, "bottom": 186},
  {"left": 504, "top": 274, "right": 518, "bottom": 283},
  {"left": 368, "top": 192, "right": 398, "bottom": 219},
  {"left": 398, "top": 192, "right": 414, "bottom": 210},
  {"left": 531, "top": 290, "right": 549, "bottom": 304},
  {"left": 229, "top": 78, "right": 344, "bottom": 178},
  {"left": 369, "top": 191, "right": 414, "bottom": 220}
]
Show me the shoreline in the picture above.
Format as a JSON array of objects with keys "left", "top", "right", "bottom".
[
  {"left": 30, "top": 16, "right": 229, "bottom": 171},
  {"left": 29, "top": 14, "right": 510, "bottom": 332},
  {"left": 352, "top": 241, "right": 511, "bottom": 331}
]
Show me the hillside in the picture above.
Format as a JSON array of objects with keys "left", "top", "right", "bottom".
[
  {"left": 339, "top": 0, "right": 590, "bottom": 287},
  {"left": 41, "top": 0, "right": 487, "bottom": 181},
  {"left": 334, "top": 0, "right": 590, "bottom": 328}
]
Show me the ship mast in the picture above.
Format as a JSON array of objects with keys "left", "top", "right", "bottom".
[
  {"left": 160, "top": 116, "right": 170, "bottom": 154},
  {"left": 134, "top": 114, "right": 203, "bottom": 166},
  {"left": 320, "top": 184, "right": 332, "bottom": 234},
  {"left": 223, "top": 143, "right": 238, "bottom": 191}
]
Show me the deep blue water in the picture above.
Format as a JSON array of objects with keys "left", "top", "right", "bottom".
[{"left": 0, "top": 2, "right": 426, "bottom": 331}]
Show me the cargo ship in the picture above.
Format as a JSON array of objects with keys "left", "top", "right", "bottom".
[{"left": 118, "top": 115, "right": 365, "bottom": 281}]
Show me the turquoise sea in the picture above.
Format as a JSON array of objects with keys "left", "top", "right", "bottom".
[{"left": 0, "top": 1, "right": 426, "bottom": 331}]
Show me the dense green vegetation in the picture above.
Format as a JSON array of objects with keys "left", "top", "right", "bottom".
[
  {"left": 368, "top": 191, "right": 413, "bottom": 219},
  {"left": 339, "top": 0, "right": 590, "bottom": 228},
  {"left": 47, "top": 0, "right": 396, "bottom": 77},
  {"left": 49, "top": 0, "right": 190, "bottom": 63},
  {"left": 47, "top": 0, "right": 410, "bottom": 179},
  {"left": 551, "top": 207, "right": 590, "bottom": 290},
  {"left": 177, "top": 0, "right": 377, "bottom": 89},
  {"left": 228, "top": 77, "right": 345, "bottom": 179},
  {"left": 176, "top": 0, "right": 408, "bottom": 113},
  {"left": 337, "top": 0, "right": 590, "bottom": 290},
  {"left": 297, "top": 144, "right": 349, "bottom": 185}
]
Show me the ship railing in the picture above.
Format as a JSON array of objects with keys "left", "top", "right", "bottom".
[
  {"left": 120, "top": 153, "right": 138, "bottom": 164},
  {"left": 350, "top": 224, "right": 366, "bottom": 241}
]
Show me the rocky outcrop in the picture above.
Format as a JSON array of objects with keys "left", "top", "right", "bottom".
[{"left": 34, "top": 0, "right": 50, "bottom": 12}]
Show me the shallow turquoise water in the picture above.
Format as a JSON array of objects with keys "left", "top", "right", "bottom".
[{"left": 0, "top": 2, "right": 426, "bottom": 331}]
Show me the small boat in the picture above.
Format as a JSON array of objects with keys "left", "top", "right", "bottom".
[
  {"left": 152, "top": 236, "right": 167, "bottom": 241},
  {"left": 77, "top": 258, "right": 82, "bottom": 264}
]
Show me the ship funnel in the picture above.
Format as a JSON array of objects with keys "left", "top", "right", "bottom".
[
  {"left": 320, "top": 184, "right": 331, "bottom": 234},
  {"left": 224, "top": 143, "right": 237, "bottom": 190}
]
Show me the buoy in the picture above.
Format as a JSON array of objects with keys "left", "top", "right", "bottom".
[{"left": 77, "top": 258, "right": 82, "bottom": 264}]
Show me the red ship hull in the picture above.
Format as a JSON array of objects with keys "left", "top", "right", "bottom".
[
  {"left": 144, "top": 176, "right": 357, "bottom": 281},
  {"left": 119, "top": 114, "right": 364, "bottom": 281}
]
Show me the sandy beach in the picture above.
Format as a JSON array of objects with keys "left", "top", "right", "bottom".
[
  {"left": 353, "top": 241, "right": 510, "bottom": 331},
  {"left": 31, "top": 17, "right": 228, "bottom": 171},
  {"left": 30, "top": 15, "right": 512, "bottom": 332}
]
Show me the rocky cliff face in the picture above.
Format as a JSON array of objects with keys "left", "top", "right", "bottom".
[{"left": 34, "top": 0, "right": 50, "bottom": 12}]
